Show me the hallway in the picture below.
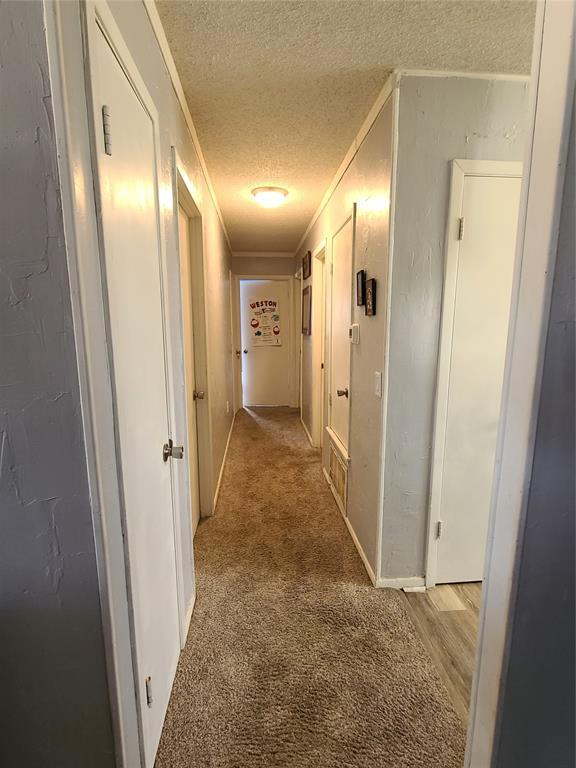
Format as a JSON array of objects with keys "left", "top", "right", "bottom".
[{"left": 155, "top": 408, "right": 466, "bottom": 767}]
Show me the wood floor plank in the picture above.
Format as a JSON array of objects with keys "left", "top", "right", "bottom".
[{"left": 403, "top": 582, "right": 483, "bottom": 726}]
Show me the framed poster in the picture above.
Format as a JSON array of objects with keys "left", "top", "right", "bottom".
[
  {"left": 248, "top": 299, "right": 282, "bottom": 345},
  {"left": 302, "top": 250, "right": 312, "bottom": 280},
  {"left": 302, "top": 286, "right": 312, "bottom": 335},
  {"left": 365, "top": 278, "right": 377, "bottom": 316},
  {"left": 356, "top": 269, "right": 366, "bottom": 305}
]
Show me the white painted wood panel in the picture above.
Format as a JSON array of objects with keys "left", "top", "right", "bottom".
[
  {"left": 330, "top": 217, "right": 353, "bottom": 452},
  {"left": 93, "top": 25, "right": 180, "bottom": 765},
  {"left": 434, "top": 168, "right": 522, "bottom": 583}
]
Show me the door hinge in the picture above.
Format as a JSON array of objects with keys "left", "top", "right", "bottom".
[
  {"left": 145, "top": 676, "right": 153, "bottom": 707},
  {"left": 102, "top": 105, "right": 112, "bottom": 156},
  {"left": 321, "top": 362, "right": 324, "bottom": 370},
  {"left": 436, "top": 520, "right": 443, "bottom": 539},
  {"left": 458, "top": 217, "right": 465, "bottom": 241}
]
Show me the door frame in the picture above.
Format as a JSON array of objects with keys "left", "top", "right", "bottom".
[
  {"left": 425, "top": 159, "right": 523, "bottom": 589},
  {"left": 325, "top": 208, "right": 356, "bottom": 459},
  {"left": 84, "top": 5, "right": 185, "bottom": 764},
  {"left": 311, "top": 240, "right": 327, "bottom": 447},
  {"left": 172, "top": 151, "right": 214, "bottom": 526},
  {"left": 233, "top": 274, "right": 298, "bottom": 408},
  {"left": 45, "top": 1, "right": 188, "bottom": 764}
]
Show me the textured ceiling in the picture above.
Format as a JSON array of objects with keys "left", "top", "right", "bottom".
[{"left": 156, "top": 1, "right": 536, "bottom": 252}]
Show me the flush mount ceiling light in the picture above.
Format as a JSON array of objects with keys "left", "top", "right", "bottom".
[{"left": 251, "top": 186, "right": 289, "bottom": 208}]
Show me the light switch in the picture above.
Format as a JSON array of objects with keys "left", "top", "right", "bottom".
[
  {"left": 374, "top": 371, "right": 382, "bottom": 398},
  {"left": 350, "top": 323, "right": 360, "bottom": 344}
]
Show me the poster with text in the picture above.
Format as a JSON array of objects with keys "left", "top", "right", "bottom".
[{"left": 248, "top": 299, "right": 282, "bottom": 346}]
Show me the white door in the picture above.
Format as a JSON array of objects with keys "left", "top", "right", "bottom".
[
  {"left": 93, "top": 27, "right": 180, "bottom": 764},
  {"left": 435, "top": 168, "right": 522, "bottom": 583},
  {"left": 178, "top": 205, "right": 201, "bottom": 535},
  {"left": 330, "top": 218, "right": 353, "bottom": 452},
  {"left": 240, "top": 279, "right": 291, "bottom": 406}
]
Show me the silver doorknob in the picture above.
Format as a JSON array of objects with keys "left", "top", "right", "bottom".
[
  {"left": 336, "top": 388, "right": 349, "bottom": 398},
  {"left": 193, "top": 390, "right": 205, "bottom": 400},
  {"left": 163, "top": 439, "right": 184, "bottom": 462}
]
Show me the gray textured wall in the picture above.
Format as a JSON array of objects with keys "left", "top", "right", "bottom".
[
  {"left": 381, "top": 75, "right": 529, "bottom": 578},
  {"left": 0, "top": 2, "right": 115, "bottom": 765},
  {"left": 297, "top": 97, "right": 394, "bottom": 571},
  {"left": 494, "top": 94, "right": 575, "bottom": 768}
]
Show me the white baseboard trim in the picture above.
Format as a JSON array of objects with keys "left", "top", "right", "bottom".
[
  {"left": 322, "top": 467, "right": 377, "bottom": 586},
  {"left": 212, "top": 411, "right": 236, "bottom": 510},
  {"left": 300, "top": 415, "right": 315, "bottom": 447},
  {"left": 343, "top": 515, "right": 377, "bottom": 587},
  {"left": 375, "top": 576, "right": 426, "bottom": 589}
]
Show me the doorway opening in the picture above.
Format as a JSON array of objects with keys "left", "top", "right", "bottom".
[{"left": 235, "top": 276, "right": 298, "bottom": 408}]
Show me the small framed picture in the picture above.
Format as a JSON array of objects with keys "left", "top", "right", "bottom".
[
  {"left": 302, "top": 285, "right": 312, "bottom": 334},
  {"left": 302, "top": 251, "right": 312, "bottom": 280},
  {"left": 365, "top": 278, "right": 377, "bottom": 316},
  {"left": 356, "top": 269, "right": 366, "bottom": 305}
]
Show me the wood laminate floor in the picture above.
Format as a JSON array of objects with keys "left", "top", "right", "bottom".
[{"left": 402, "top": 583, "right": 482, "bottom": 725}]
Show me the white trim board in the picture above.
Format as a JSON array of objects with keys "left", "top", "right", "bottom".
[
  {"left": 425, "top": 159, "right": 523, "bottom": 589},
  {"left": 374, "top": 85, "right": 400, "bottom": 587},
  {"left": 377, "top": 576, "right": 426, "bottom": 590},
  {"left": 142, "top": 0, "right": 232, "bottom": 252},
  {"left": 212, "top": 410, "right": 236, "bottom": 510}
]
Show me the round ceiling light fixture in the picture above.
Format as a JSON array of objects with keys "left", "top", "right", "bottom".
[{"left": 251, "top": 186, "right": 289, "bottom": 208}]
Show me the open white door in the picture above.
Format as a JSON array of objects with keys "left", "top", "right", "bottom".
[
  {"left": 178, "top": 204, "right": 201, "bottom": 536},
  {"left": 329, "top": 216, "right": 354, "bottom": 453},
  {"left": 91, "top": 23, "right": 180, "bottom": 765},
  {"left": 429, "top": 161, "right": 522, "bottom": 585}
]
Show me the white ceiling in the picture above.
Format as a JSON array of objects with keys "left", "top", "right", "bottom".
[{"left": 156, "top": 0, "right": 535, "bottom": 252}]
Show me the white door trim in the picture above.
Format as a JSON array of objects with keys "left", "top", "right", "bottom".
[
  {"left": 233, "top": 274, "right": 298, "bottom": 408},
  {"left": 172, "top": 149, "right": 215, "bottom": 524},
  {"left": 466, "top": 0, "right": 575, "bottom": 765},
  {"left": 311, "top": 239, "right": 327, "bottom": 447},
  {"left": 425, "top": 159, "right": 523, "bottom": 589}
]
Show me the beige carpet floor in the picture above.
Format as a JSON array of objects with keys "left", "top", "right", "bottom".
[{"left": 155, "top": 407, "right": 466, "bottom": 768}]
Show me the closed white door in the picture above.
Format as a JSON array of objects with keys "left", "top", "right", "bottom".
[
  {"left": 93, "top": 27, "right": 180, "bottom": 765},
  {"left": 178, "top": 205, "right": 201, "bottom": 535},
  {"left": 330, "top": 218, "right": 353, "bottom": 452},
  {"left": 240, "top": 279, "right": 291, "bottom": 406},
  {"left": 436, "top": 170, "right": 522, "bottom": 583}
]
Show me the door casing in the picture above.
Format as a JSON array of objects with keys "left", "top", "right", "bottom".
[{"left": 232, "top": 274, "right": 299, "bottom": 409}]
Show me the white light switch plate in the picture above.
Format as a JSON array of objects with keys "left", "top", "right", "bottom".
[
  {"left": 350, "top": 323, "right": 360, "bottom": 344},
  {"left": 374, "top": 371, "right": 382, "bottom": 398}
]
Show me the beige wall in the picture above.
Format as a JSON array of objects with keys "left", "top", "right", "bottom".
[
  {"left": 232, "top": 254, "right": 295, "bottom": 276},
  {"left": 296, "top": 95, "right": 395, "bottom": 573}
]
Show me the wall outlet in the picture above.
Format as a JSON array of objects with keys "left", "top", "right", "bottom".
[{"left": 374, "top": 371, "right": 382, "bottom": 398}]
